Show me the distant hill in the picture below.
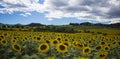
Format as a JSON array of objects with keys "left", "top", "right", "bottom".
[{"left": 0, "top": 22, "right": 120, "bottom": 33}]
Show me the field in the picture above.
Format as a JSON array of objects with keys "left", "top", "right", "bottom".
[{"left": 0, "top": 29, "right": 120, "bottom": 59}]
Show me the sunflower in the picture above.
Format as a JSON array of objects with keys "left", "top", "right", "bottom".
[
  {"left": 117, "top": 41, "right": 120, "bottom": 46},
  {"left": 77, "top": 43, "right": 83, "bottom": 49},
  {"left": 56, "top": 43, "right": 68, "bottom": 53},
  {"left": 63, "top": 41, "right": 71, "bottom": 48},
  {"left": 36, "top": 37, "right": 42, "bottom": 42},
  {"left": 82, "top": 47, "right": 91, "bottom": 55},
  {"left": 0, "top": 38, "right": 3, "bottom": 43},
  {"left": 95, "top": 45, "right": 102, "bottom": 51},
  {"left": 38, "top": 43, "right": 49, "bottom": 53},
  {"left": 1, "top": 39, "right": 7, "bottom": 46},
  {"left": 98, "top": 51, "right": 108, "bottom": 59},
  {"left": 56, "top": 37, "right": 61, "bottom": 42},
  {"left": 100, "top": 41, "right": 106, "bottom": 45},
  {"left": 46, "top": 40, "right": 50, "bottom": 44},
  {"left": 72, "top": 41, "right": 78, "bottom": 48},
  {"left": 12, "top": 44, "right": 22, "bottom": 53},
  {"left": 21, "top": 37, "right": 28, "bottom": 43},
  {"left": 11, "top": 39, "right": 17, "bottom": 43},
  {"left": 103, "top": 46, "right": 110, "bottom": 51},
  {"left": 51, "top": 39, "right": 59, "bottom": 46},
  {"left": 0, "top": 35, "right": 4, "bottom": 39}
]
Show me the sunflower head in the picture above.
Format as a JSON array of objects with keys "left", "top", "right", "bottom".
[
  {"left": 36, "top": 37, "right": 42, "bottom": 42},
  {"left": 56, "top": 43, "right": 68, "bottom": 53},
  {"left": 1, "top": 39, "right": 7, "bottom": 46},
  {"left": 98, "top": 52, "right": 108, "bottom": 59},
  {"left": 57, "top": 38, "right": 61, "bottom": 41},
  {"left": 82, "top": 47, "right": 91, "bottom": 55},
  {"left": 100, "top": 41, "right": 106, "bottom": 45},
  {"left": 63, "top": 41, "right": 71, "bottom": 48},
  {"left": 95, "top": 45, "right": 102, "bottom": 51},
  {"left": 52, "top": 39, "right": 59, "bottom": 46},
  {"left": 38, "top": 43, "right": 49, "bottom": 53},
  {"left": 46, "top": 40, "right": 50, "bottom": 44},
  {"left": 12, "top": 44, "right": 22, "bottom": 53},
  {"left": 104, "top": 46, "right": 110, "bottom": 51},
  {"left": 11, "top": 39, "right": 17, "bottom": 43}
]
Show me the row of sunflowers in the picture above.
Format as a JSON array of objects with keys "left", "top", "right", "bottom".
[{"left": 0, "top": 30, "right": 120, "bottom": 59}]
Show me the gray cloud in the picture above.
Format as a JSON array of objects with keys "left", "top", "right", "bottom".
[
  {"left": 107, "top": 6, "right": 120, "bottom": 18},
  {"left": 0, "top": 0, "right": 120, "bottom": 23}
]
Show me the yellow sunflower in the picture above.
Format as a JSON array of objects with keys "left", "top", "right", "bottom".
[
  {"left": 38, "top": 43, "right": 49, "bottom": 53},
  {"left": 1, "top": 39, "right": 7, "bottom": 46},
  {"left": 51, "top": 39, "right": 59, "bottom": 46},
  {"left": 0, "top": 38, "right": 3, "bottom": 43},
  {"left": 36, "top": 37, "right": 42, "bottom": 42},
  {"left": 56, "top": 43, "right": 68, "bottom": 53},
  {"left": 21, "top": 37, "right": 28, "bottom": 43},
  {"left": 63, "top": 41, "right": 71, "bottom": 48},
  {"left": 12, "top": 44, "right": 22, "bottom": 53},
  {"left": 11, "top": 39, "right": 17, "bottom": 43},
  {"left": 98, "top": 51, "right": 108, "bottom": 59},
  {"left": 82, "top": 47, "right": 91, "bottom": 55},
  {"left": 94, "top": 45, "right": 102, "bottom": 51},
  {"left": 100, "top": 41, "right": 106, "bottom": 46},
  {"left": 103, "top": 46, "right": 110, "bottom": 52}
]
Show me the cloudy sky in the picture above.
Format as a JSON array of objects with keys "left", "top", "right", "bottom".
[{"left": 0, "top": 0, "right": 120, "bottom": 25}]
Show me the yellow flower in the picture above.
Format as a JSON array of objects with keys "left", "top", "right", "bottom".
[
  {"left": 21, "top": 37, "right": 28, "bottom": 43},
  {"left": 38, "top": 43, "right": 49, "bottom": 53},
  {"left": 98, "top": 51, "right": 108, "bottom": 59},
  {"left": 63, "top": 41, "right": 71, "bottom": 48},
  {"left": 103, "top": 46, "right": 110, "bottom": 52},
  {"left": 11, "top": 39, "right": 17, "bottom": 43},
  {"left": 12, "top": 44, "right": 22, "bottom": 53},
  {"left": 95, "top": 45, "right": 102, "bottom": 51},
  {"left": 1, "top": 39, "right": 7, "bottom": 46},
  {"left": 82, "top": 47, "right": 91, "bottom": 55},
  {"left": 36, "top": 37, "right": 42, "bottom": 42},
  {"left": 51, "top": 39, "right": 59, "bottom": 46},
  {"left": 56, "top": 43, "right": 68, "bottom": 53}
]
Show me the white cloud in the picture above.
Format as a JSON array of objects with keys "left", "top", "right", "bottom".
[
  {"left": 0, "top": 0, "right": 120, "bottom": 24},
  {"left": 0, "top": 0, "right": 45, "bottom": 13},
  {"left": 43, "top": 0, "right": 120, "bottom": 23},
  {"left": 20, "top": 12, "right": 31, "bottom": 17}
]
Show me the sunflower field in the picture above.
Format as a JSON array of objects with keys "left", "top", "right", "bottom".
[{"left": 0, "top": 29, "right": 120, "bottom": 59}]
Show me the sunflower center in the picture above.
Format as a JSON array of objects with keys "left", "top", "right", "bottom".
[
  {"left": 96, "top": 46, "right": 101, "bottom": 50},
  {"left": 113, "top": 42, "right": 116, "bottom": 44},
  {"left": 77, "top": 44, "right": 83, "bottom": 48},
  {"left": 0, "top": 38, "right": 2, "bottom": 41},
  {"left": 40, "top": 45, "right": 47, "bottom": 50},
  {"left": 65, "top": 39, "right": 68, "bottom": 41},
  {"left": 2, "top": 40, "right": 6, "bottom": 43},
  {"left": 101, "top": 42, "right": 105, "bottom": 45},
  {"left": 60, "top": 45, "right": 65, "bottom": 50},
  {"left": 53, "top": 40, "right": 57, "bottom": 44},
  {"left": 46, "top": 40, "right": 50, "bottom": 43},
  {"left": 64, "top": 43, "right": 68, "bottom": 46},
  {"left": 14, "top": 45, "right": 20, "bottom": 50},
  {"left": 118, "top": 42, "right": 120, "bottom": 45},
  {"left": 99, "top": 54, "right": 105, "bottom": 57},
  {"left": 57, "top": 38, "right": 61, "bottom": 41},
  {"left": 84, "top": 48, "right": 89, "bottom": 53},
  {"left": 89, "top": 41, "right": 91, "bottom": 43},
  {"left": 105, "top": 47, "right": 108, "bottom": 50},
  {"left": 37, "top": 37, "right": 41, "bottom": 40}
]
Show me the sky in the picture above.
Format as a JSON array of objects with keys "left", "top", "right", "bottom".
[{"left": 0, "top": 0, "right": 120, "bottom": 25}]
